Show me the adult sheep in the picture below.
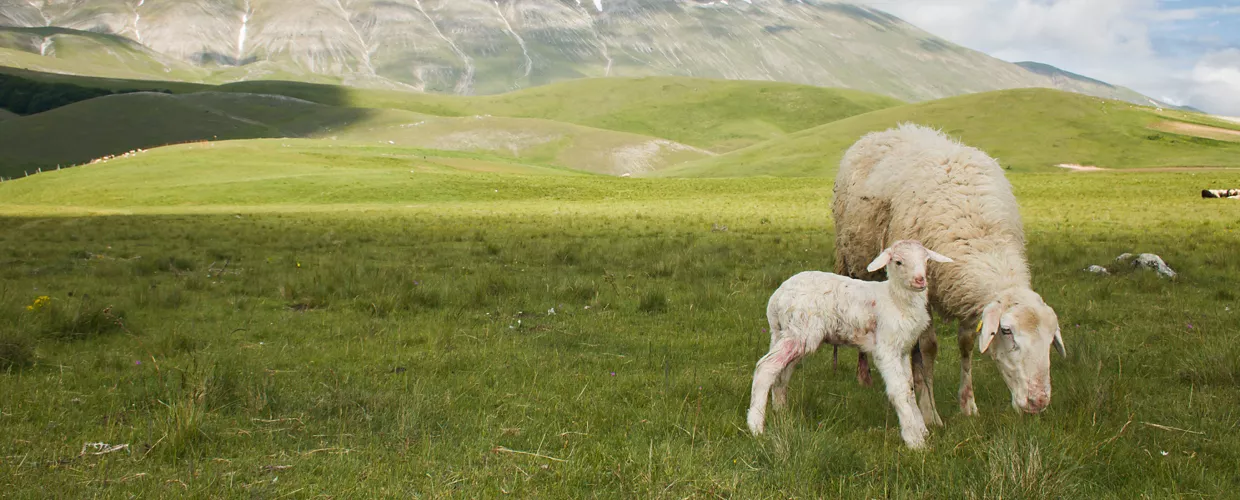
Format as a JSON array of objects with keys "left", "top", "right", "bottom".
[{"left": 832, "top": 123, "right": 1066, "bottom": 425}]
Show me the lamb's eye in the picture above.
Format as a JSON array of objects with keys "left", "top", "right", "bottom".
[
  {"left": 1000, "top": 327, "right": 1013, "bottom": 335},
  {"left": 895, "top": 260, "right": 903, "bottom": 266}
]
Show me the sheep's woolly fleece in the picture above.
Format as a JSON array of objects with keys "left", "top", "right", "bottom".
[{"left": 832, "top": 123, "right": 1029, "bottom": 320}]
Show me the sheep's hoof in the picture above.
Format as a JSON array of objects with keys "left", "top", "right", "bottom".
[
  {"left": 901, "top": 428, "right": 929, "bottom": 450},
  {"left": 960, "top": 398, "right": 979, "bottom": 416},
  {"left": 923, "top": 411, "right": 944, "bottom": 428}
]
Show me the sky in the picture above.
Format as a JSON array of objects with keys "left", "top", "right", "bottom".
[{"left": 852, "top": 0, "right": 1240, "bottom": 115}]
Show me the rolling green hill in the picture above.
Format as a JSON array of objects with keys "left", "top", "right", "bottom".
[
  {"left": 0, "top": 92, "right": 380, "bottom": 176},
  {"left": 4, "top": 74, "right": 1237, "bottom": 180},
  {"left": 1, "top": 70, "right": 902, "bottom": 153},
  {"left": 662, "top": 89, "right": 1240, "bottom": 177},
  {"left": 0, "top": 90, "right": 714, "bottom": 178},
  {"left": 0, "top": 108, "right": 16, "bottom": 121},
  {"left": 0, "top": 74, "right": 899, "bottom": 176},
  {"left": 216, "top": 77, "right": 906, "bottom": 151}
]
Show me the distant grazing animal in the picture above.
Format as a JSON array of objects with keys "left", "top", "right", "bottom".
[
  {"left": 832, "top": 123, "right": 1066, "bottom": 426},
  {"left": 1202, "top": 189, "right": 1240, "bottom": 199},
  {"left": 747, "top": 240, "right": 952, "bottom": 449}
]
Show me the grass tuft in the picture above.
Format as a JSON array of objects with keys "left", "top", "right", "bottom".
[{"left": 0, "top": 331, "right": 34, "bottom": 370}]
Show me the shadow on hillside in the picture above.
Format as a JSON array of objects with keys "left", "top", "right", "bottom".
[
  {"left": 0, "top": 66, "right": 212, "bottom": 93},
  {"left": 0, "top": 67, "right": 387, "bottom": 179}
]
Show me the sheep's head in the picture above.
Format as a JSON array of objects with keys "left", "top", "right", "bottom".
[
  {"left": 977, "top": 288, "right": 1066, "bottom": 414},
  {"left": 866, "top": 240, "right": 953, "bottom": 292}
]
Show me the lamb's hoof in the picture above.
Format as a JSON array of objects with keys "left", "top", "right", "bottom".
[
  {"left": 923, "top": 411, "right": 944, "bottom": 428},
  {"left": 746, "top": 411, "right": 765, "bottom": 436}
]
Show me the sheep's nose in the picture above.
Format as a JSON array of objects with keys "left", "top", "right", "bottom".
[
  {"left": 1023, "top": 396, "right": 1049, "bottom": 414},
  {"left": 912, "top": 276, "right": 926, "bottom": 288}
]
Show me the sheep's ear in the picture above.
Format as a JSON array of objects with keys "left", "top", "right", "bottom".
[
  {"left": 1052, "top": 328, "right": 1067, "bottom": 358},
  {"left": 866, "top": 249, "right": 892, "bottom": 272},
  {"left": 978, "top": 302, "right": 1002, "bottom": 354},
  {"left": 926, "top": 249, "right": 953, "bottom": 263}
]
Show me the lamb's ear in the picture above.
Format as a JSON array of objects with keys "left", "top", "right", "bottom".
[
  {"left": 978, "top": 302, "right": 1003, "bottom": 354},
  {"left": 866, "top": 248, "right": 892, "bottom": 272},
  {"left": 1052, "top": 328, "right": 1067, "bottom": 358},
  {"left": 926, "top": 249, "right": 954, "bottom": 263}
]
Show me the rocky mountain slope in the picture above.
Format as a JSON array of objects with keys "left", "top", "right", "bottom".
[{"left": 1, "top": 0, "right": 1165, "bottom": 105}]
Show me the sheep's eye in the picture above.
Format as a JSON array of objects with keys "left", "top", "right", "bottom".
[
  {"left": 895, "top": 260, "right": 903, "bottom": 266},
  {"left": 1000, "top": 327, "right": 1013, "bottom": 335}
]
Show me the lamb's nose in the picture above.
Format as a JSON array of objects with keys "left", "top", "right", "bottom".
[{"left": 913, "top": 277, "right": 926, "bottom": 287}]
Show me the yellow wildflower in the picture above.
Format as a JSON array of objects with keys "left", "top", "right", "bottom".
[{"left": 27, "top": 295, "right": 51, "bottom": 311}]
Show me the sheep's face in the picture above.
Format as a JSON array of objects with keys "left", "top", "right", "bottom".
[
  {"left": 866, "top": 240, "right": 953, "bottom": 292},
  {"left": 978, "top": 289, "right": 1066, "bottom": 414}
]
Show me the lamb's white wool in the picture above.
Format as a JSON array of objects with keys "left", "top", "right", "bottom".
[
  {"left": 747, "top": 240, "right": 952, "bottom": 449},
  {"left": 832, "top": 123, "right": 1066, "bottom": 421}
]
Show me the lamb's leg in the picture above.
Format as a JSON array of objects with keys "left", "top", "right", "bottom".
[
  {"left": 747, "top": 337, "right": 803, "bottom": 435},
  {"left": 957, "top": 322, "right": 979, "bottom": 416},
  {"left": 874, "top": 350, "right": 928, "bottom": 449},
  {"left": 911, "top": 317, "right": 944, "bottom": 427},
  {"left": 857, "top": 352, "right": 873, "bottom": 386},
  {"left": 772, "top": 357, "right": 801, "bottom": 410}
]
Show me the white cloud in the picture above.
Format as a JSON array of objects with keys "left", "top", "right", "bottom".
[
  {"left": 1188, "top": 49, "right": 1240, "bottom": 115},
  {"left": 850, "top": 0, "right": 1240, "bottom": 115}
]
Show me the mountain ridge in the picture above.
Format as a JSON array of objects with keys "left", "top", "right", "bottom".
[{"left": 0, "top": 0, "right": 1175, "bottom": 107}]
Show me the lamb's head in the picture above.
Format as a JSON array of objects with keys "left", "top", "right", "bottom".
[
  {"left": 866, "top": 240, "right": 954, "bottom": 292},
  {"left": 978, "top": 288, "right": 1067, "bottom": 414}
]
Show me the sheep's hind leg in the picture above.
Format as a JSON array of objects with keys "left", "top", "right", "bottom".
[
  {"left": 747, "top": 338, "right": 803, "bottom": 435},
  {"left": 856, "top": 352, "right": 873, "bottom": 386},
  {"left": 874, "top": 350, "right": 928, "bottom": 449},
  {"left": 912, "top": 317, "right": 944, "bottom": 427}
]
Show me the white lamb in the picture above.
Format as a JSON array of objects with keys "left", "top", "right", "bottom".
[{"left": 746, "top": 240, "right": 952, "bottom": 449}]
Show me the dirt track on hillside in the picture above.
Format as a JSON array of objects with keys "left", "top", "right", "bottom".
[{"left": 1151, "top": 121, "right": 1240, "bottom": 142}]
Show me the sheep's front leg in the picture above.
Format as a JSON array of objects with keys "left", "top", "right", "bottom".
[
  {"left": 957, "top": 322, "right": 979, "bottom": 416},
  {"left": 747, "top": 338, "right": 804, "bottom": 435},
  {"left": 874, "top": 350, "right": 928, "bottom": 449},
  {"left": 911, "top": 317, "right": 944, "bottom": 427}
]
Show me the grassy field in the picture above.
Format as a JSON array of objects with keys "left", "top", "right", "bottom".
[{"left": 1, "top": 148, "right": 1239, "bottom": 496}]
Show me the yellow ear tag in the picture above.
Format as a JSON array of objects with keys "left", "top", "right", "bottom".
[{"left": 976, "top": 320, "right": 983, "bottom": 333}]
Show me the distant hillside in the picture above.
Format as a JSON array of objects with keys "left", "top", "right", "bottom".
[
  {"left": 662, "top": 88, "right": 1240, "bottom": 177},
  {"left": 0, "top": 1, "right": 1174, "bottom": 107},
  {"left": 215, "top": 77, "right": 904, "bottom": 151},
  {"left": 0, "top": 74, "right": 900, "bottom": 176},
  {"left": 0, "top": 26, "right": 204, "bottom": 80},
  {"left": 0, "top": 89, "right": 719, "bottom": 178},
  {"left": 1014, "top": 61, "right": 1187, "bottom": 110}
]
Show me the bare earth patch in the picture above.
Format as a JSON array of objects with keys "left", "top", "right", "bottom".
[
  {"left": 1150, "top": 121, "right": 1240, "bottom": 143},
  {"left": 1056, "top": 164, "right": 1108, "bottom": 172}
]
